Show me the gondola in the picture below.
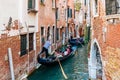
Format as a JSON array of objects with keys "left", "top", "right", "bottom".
[
  {"left": 68, "top": 37, "right": 84, "bottom": 46},
  {"left": 37, "top": 46, "right": 77, "bottom": 65}
]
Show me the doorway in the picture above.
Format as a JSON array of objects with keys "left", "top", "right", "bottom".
[{"left": 89, "top": 39, "right": 103, "bottom": 80}]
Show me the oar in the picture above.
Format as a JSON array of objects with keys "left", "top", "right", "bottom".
[
  {"left": 57, "top": 58, "right": 68, "bottom": 79},
  {"left": 80, "top": 42, "right": 84, "bottom": 47}
]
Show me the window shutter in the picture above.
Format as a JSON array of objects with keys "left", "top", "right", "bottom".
[
  {"left": 29, "top": 33, "right": 33, "bottom": 51},
  {"left": 20, "top": 35, "right": 27, "bottom": 56},
  {"left": 70, "top": 9, "right": 72, "bottom": 18},
  {"left": 41, "top": 27, "right": 44, "bottom": 36},
  {"left": 28, "top": 0, "right": 35, "bottom": 9},
  {"left": 28, "top": 0, "right": 32, "bottom": 9}
]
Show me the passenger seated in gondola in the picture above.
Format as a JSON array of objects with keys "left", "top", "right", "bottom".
[
  {"left": 63, "top": 49, "right": 69, "bottom": 56},
  {"left": 54, "top": 50, "right": 63, "bottom": 58},
  {"left": 67, "top": 44, "right": 72, "bottom": 52},
  {"left": 45, "top": 50, "right": 63, "bottom": 61},
  {"left": 66, "top": 47, "right": 70, "bottom": 54}
]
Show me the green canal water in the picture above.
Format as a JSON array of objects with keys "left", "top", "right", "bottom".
[{"left": 27, "top": 45, "right": 89, "bottom": 80}]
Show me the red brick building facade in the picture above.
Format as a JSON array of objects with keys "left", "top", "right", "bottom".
[
  {"left": 38, "top": 0, "right": 75, "bottom": 52},
  {"left": 0, "top": 0, "right": 75, "bottom": 80},
  {"left": 89, "top": 0, "right": 120, "bottom": 80}
]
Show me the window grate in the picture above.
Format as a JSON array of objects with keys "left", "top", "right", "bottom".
[{"left": 106, "top": 0, "right": 120, "bottom": 15}]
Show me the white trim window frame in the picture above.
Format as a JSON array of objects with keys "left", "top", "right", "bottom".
[
  {"left": 52, "top": 0, "right": 55, "bottom": 8},
  {"left": 93, "top": 0, "right": 99, "bottom": 17}
]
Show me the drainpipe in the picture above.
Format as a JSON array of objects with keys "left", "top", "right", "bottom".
[
  {"left": 66, "top": 0, "right": 68, "bottom": 40},
  {"left": 25, "top": 22, "right": 30, "bottom": 74},
  {"left": 8, "top": 48, "right": 15, "bottom": 80},
  {"left": 55, "top": 0, "right": 57, "bottom": 48}
]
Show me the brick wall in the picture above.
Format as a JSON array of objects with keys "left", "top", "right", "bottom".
[
  {"left": 0, "top": 36, "right": 20, "bottom": 80},
  {"left": 0, "top": 34, "right": 38, "bottom": 80},
  {"left": 92, "top": 0, "right": 120, "bottom": 79}
]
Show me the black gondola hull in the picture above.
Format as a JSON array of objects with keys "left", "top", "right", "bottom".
[{"left": 37, "top": 46, "right": 77, "bottom": 65}]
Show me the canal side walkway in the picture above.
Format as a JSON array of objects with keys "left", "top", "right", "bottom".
[{"left": 27, "top": 44, "right": 89, "bottom": 80}]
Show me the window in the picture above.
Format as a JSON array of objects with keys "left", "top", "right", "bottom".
[
  {"left": 41, "top": 27, "right": 44, "bottom": 36},
  {"left": 40, "top": 0, "right": 45, "bottom": 4},
  {"left": 56, "top": 28, "right": 59, "bottom": 41},
  {"left": 95, "top": 0, "right": 98, "bottom": 14},
  {"left": 29, "top": 33, "right": 34, "bottom": 51},
  {"left": 60, "top": 28, "right": 63, "bottom": 40},
  {"left": 52, "top": 0, "right": 55, "bottom": 8},
  {"left": 67, "top": 7, "right": 70, "bottom": 17},
  {"left": 41, "top": 27, "right": 45, "bottom": 46},
  {"left": 41, "top": 37, "right": 45, "bottom": 46},
  {"left": 84, "top": 0, "right": 86, "bottom": 6},
  {"left": 20, "top": 34, "right": 27, "bottom": 56},
  {"left": 28, "top": 0, "right": 35, "bottom": 9},
  {"left": 69, "top": 9, "right": 72, "bottom": 18},
  {"left": 67, "top": 7, "right": 72, "bottom": 18},
  {"left": 28, "top": 0, "right": 37, "bottom": 13},
  {"left": 93, "top": 0, "right": 98, "bottom": 16},
  {"left": 56, "top": 8, "right": 59, "bottom": 20},
  {"left": 106, "top": 0, "right": 120, "bottom": 15}
]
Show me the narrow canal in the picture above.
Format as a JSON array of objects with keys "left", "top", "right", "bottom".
[{"left": 27, "top": 45, "right": 89, "bottom": 80}]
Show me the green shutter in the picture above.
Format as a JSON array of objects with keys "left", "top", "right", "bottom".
[
  {"left": 29, "top": 33, "right": 33, "bottom": 51},
  {"left": 56, "top": 8, "right": 58, "bottom": 20},
  {"left": 20, "top": 35, "right": 27, "bottom": 56},
  {"left": 70, "top": 9, "right": 72, "bottom": 18},
  {"left": 28, "top": 0, "right": 32, "bottom": 9}
]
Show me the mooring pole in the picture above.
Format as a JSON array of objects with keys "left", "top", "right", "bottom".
[{"left": 8, "top": 48, "right": 15, "bottom": 80}]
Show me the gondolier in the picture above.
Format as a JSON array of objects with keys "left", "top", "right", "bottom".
[{"left": 39, "top": 38, "right": 51, "bottom": 58}]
